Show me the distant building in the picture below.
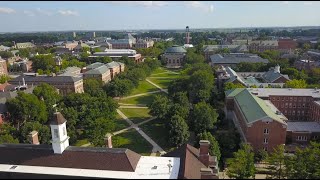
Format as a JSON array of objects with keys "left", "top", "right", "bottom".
[
  {"left": 135, "top": 39, "right": 154, "bottom": 48},
  {"left": 161, "top": 46, "right": 187, "bottom": 68},
  {"left": 210, "top": 53, "right": 269, "bottom": 68},
  {"left": 9, "top": 74, "right": 84, "bottom": 96},
  {"left": 278, "top": 39, "right": 297, "bottom": 54},
  {"left": 216, "top": 65, "right": 290, "bottom": 89},
  {"left": 73, "top": 41, "right": 90, "bottom": 52},
  {"left": 0, "top": 58, "right": 8, "bottom": 76},
  {"left": 203, "top": 45, "right": 248, "bottom": 61},
  {"left": 0, "top": 45, "right": 10, "bottom": 51},
  {"left": 294, "top": 59, "right": 320, "bottom": 71},
  {"left": 108, "top": 39, "right": 133, "bottom": 49},
  {"left": 248, "top": 40, "right": 278, "bottom": 52},
  {"left": 58, "top": 67, "right": 81, "bottom": 77},
  {"left": 83, "top": 61, "right": 125, "bottom": 83},
  {"left": 15, "top": 42, "right": 35, "bottom": 49},
  {"left": 90, "top": 49, "right": 142, "bottom": 63}
]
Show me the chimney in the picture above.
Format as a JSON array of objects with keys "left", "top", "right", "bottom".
[
  {"left": 199, "top": 140, "right": 210, "bottom": 167},
  {"left": 200, "top": 168, "right": 219, "bottom": 179},
  {"left": 28, "top": 131, "right": 40, "bottom": 145},
  {"left": 105, "top": 133, "right": 112, "bottom": 148}
]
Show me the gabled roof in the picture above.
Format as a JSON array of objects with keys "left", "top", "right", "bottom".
[
  {"left": 262, "top": 69, "right": 290, "bottom": 83},
  {"left": 85, "top": 62, "right": 105, "bottom": 70},
  {"left": 164, "top": 144, "right": 207, "bottom": 179},
  {"left": 83, "top": 65, "right": 110, "bottom": 75},
  {"left": 210, "top": 53, "right": 269, "bottom": 64},
  {"left": 0, "top": 144, "right": 141, "bottom": 172},
  {"left": 227, "top": 88, "right": 287, "bottom": 124}
]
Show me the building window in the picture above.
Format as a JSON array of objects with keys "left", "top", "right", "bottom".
[
  {"left": 263, "top": 138, "right": 268, "bottom": 144},
  {"left": 63, "top": 127, "right": 66, "bottom": 136},
  {"left": 313, "top": 136, "right": 318, "bottom": 140},
  {"left": 264, "top": 129, "right": 269, "bottom": 134},
  {"left": 263, "top": 147, "right": 268, "bottom": 151},
  {"left": 54, "top": 129, "right": 59, "bottom": 138}
]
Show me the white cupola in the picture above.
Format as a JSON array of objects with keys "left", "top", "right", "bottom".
[{"left": 50, "top": 112, "right": 70, "bottom": 154}]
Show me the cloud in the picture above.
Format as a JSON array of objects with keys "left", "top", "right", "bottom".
[
  {"left": 184, "top": 1, "right": 214, "bottom": 13},
  {"left": 107, "top": 1, "right": 168, "bottom": 7},
  {"left": 0, "top": 7, "right": 16, "bottom": 14},
  {"left": 23, "top": 10, "right": 35, "bottom": 16},
  {"left": 58, "top": 10, "right": 79, "bottom": 16},
  {"left": 36, "top": 8, "right": 53, "bottom": 16}
]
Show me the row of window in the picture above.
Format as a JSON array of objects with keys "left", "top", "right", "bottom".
[
  {"left": 271, "top": 96, "right": 310, "bottom": 102},
  {"left": 167, "top": 59, "right": 181, "bottom": 64}
]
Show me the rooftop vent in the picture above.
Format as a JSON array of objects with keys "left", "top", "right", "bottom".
[
  {"left": 288, "top": 88, "right": 292, "bottom": 91},
  {"left": 151, "top": 166, "right": 158, "bottom": 170},
  {"left": 276, "top": 111, "right": 282, "bottom": 115}
]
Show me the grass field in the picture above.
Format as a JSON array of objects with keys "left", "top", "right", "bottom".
[
  {"left": 151, "top": 67, "right": 167, "bottom": 75},
  {"left": 129, "top": 80, "right": 159, "bottom": 95},
  {"left": 114, "top": 113, "right": 130, "bottom": 131},
  {"left": 140, "top": 119, "right": 175, "bottom": 152},
  {"left": 149, "top": 73, "right": 181, "bottom": 78},
  {"left": 147, "top": 78, "right": 173, "bottom": 89},
  {"left": 112, "top": 129, "right": 153, "bottom": 155},
  {"left": 118, "top": 92, "right": 167, "bottom": 105},
  {"left": 119, "top": 108, "right": 151, "bottom": 124}
]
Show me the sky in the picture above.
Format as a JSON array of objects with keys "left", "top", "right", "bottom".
[{"left": 0, "top": 1, "right": 320, "bottom": 32}]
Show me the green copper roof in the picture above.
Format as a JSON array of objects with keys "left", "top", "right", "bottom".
[
  {"left": 231, "top": 89, "right": 285, "bottom": 124},
  {"left": 225, "top": 88, "right": 246, "bottom": 97}
]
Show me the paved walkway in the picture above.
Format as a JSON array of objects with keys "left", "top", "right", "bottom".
[
  {"left": 115, "top": 109, "right": 166, "bottom": 155},
  {"left": 120, "top": 90, "right": 162, "bottom": 99},
  {"left": 146, "top": 79, "right": 168, "bottom": 94}
]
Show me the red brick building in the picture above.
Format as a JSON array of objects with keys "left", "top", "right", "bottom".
[
  {"left": 0, "top": 59, "right": 8, "bottom": 76},
  {"left": 226, "top": 88, "right": 320, "bottom": 152},
  {"left": 278, "top": 39, "right": 297, "bottom": 53}
]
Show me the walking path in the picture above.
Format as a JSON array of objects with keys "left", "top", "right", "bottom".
[
  {"left": 120, "top": 90, "right": 162, "bottom": 99},
  {"left": 115, "top": 109, "right": 166, "bottom": 155},
  {"left": 146, "top": 79, "right": 168, "bottom": 94}
]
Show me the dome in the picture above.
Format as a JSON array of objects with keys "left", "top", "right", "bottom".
[{"left": 165, "top": 46, "right": 187, "bottom": 53}]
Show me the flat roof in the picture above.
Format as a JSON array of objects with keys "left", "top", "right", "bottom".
[
  {"left": 248, "top": 88, "right": 320, "bottom": 98},
  {"left": 0, "top": 156, "right": 180, "bottom": 179},
  {"left": 287, "top": 122, "right": 320, "bottom": 132}
]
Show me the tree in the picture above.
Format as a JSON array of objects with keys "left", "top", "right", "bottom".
[
  {"left": 20, "top": 121, "right": 51, "bottom": 144},
  {"left": 303, "top": 43, "right": 311, "bottom": 51},
  {"left": 285, "top": 79, "right": 307, "bottom": 88},
  {"left": 33, "top": 83, "right": 61, "bottom": 116},
  {"left": 0, "top": 75, "right": 10, "bottom": 84},
  {"left": 197, "top": 131, "right": 221, "bottom": 161},
  {"left": 226, "top": 143, "right": 256, "bottom": 179},
  {"left": 61, "top": 107, "right": 78, "bottom": 144},
  {"left": 285, "top": 141, "right": 320, "bottom": 179},
  {"left": 0, "top": 134, "right": 19, "bottom": 144},
  {"left": 31, "top": 54, "right": 56, "bottom": 72},
  {"left": 148, "top": 94, "right": 170, "bottom": 120},
  {"left": 265, "top": 144, "right": 286, "bottom": 179},
  {"left": 126, "top": 68, "right": 147, "bottom": 86},
  {"left": 224, "top": 82, "right": 245, "bottom": 91},
  {"left": 6, "top": 92, "right": 48, "bottom": 130},
  {"left": 188, "top": 70, "right": 214, "bottom": 103},
  {"left": 83, "top": 78, "right": 105, "bottom": 97},
  {"left": 190, "top": 102, "right": 218, "bottom": 134},
  {"left": 168, "top": 115, "right": 189, "bottom": 147},
  {"left": 86, "top": 117, "right": 115, "bottom": 147},
  {"left": 0, "top": 51, "right": 13, "bottom": 58},
  {"left": 104, "top": 78, "right": 134, "bottom": 97}
]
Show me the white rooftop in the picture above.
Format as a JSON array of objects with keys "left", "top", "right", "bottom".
[
  {"left": 248, "top": 88, "right": 320, "bottom": 98},
  {"left": 0, "top": 156, "right": 180, "bottom": 179},
  {"left": 287, "top": 122, "right": 320, "bottom": 132}
]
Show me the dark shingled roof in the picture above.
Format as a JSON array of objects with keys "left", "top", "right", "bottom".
[
  {"left": 50, "top": 112, "right": 67, "bottom": 125},
  {"left": 9, "top": 75, "right": 82, "bottom": 85},
  {"left": 165, "top": 46, "right": 187, "bottom": 53},
  {"left": 0, "top": 144, "right": 142, "bottom": 172},
  {"left": 210, "top": 53, "right": 269, "bottom": 64},
  {"left": 164, "top": 144, "right": 207, "bottom": 179}
]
